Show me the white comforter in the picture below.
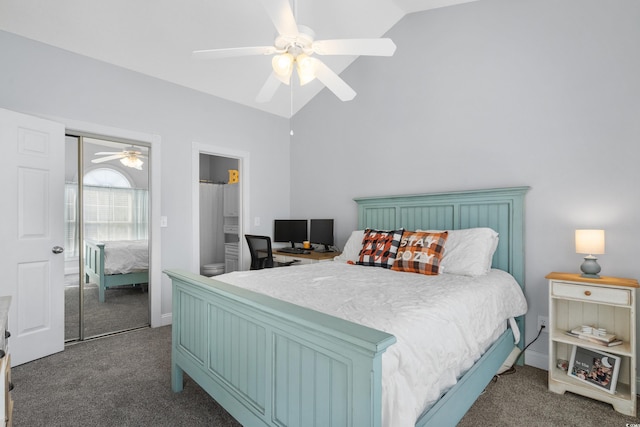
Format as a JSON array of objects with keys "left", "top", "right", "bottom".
[
  {"left": 103, "top": 240, "right": 149, "bottom": 275},
  {"left": 217, "top": 262, "right": 527, "bottom": 427}
]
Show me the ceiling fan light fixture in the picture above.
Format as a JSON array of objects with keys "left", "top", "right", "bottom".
[
  {"left": 193, "top": 0, "right": 397, "bottom": 103},
  {"left": 120, "top": 155, "right": 143, "bottom": 170},
  {"left": 272, "top": 53, "right": 294, "bottom": 84},
  {"left": 296, "top": 54, "right": 316, "bottom": 86}
]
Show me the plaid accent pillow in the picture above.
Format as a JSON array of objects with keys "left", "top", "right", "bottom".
[
  {"left": 356, "top": 229, "right": 404, "bottom": 269},
  {"left": 391, "top": 231, "right": 448, "bottom": 275}
]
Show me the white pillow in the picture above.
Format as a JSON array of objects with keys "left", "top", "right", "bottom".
[
  {"left": 333, "top": 230, "right": 365, "bottom": 263},
  {"left": 419, "top": 227, "right": 499, "bottom": 276}
]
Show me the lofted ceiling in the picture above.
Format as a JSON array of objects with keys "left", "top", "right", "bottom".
[{"left": 0, "top": 0, "right": 477, "bottom": 118}]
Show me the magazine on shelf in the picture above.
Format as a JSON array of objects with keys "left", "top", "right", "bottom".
[{"left": 568, "top": 345, "right": 620, "bottom": 394}]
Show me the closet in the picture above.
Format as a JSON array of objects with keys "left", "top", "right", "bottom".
[{"left": 65, "top": 135, "right": 150, "bottom": 342}]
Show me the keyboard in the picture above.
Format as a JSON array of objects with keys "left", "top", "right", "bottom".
[{"left": 278, "top": 247, "right": 310, "bottom": 254}]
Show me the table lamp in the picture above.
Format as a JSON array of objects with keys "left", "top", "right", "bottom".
[{"left": 575, "top": 229, "right": 605, "bottom": 278}]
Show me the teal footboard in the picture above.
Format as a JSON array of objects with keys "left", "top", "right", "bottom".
[
  {"left": 165, "top": 269, "right": 396, "bottom": 427},
  {"left": 84, "top": 239, "right": 149, "bottom": 303}
]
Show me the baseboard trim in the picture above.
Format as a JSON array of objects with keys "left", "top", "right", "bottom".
[
  {"left": 159, "top": 312, "right": 172, "bottom": 327},
  {"left": 65, "top": 267, "right": 80, "bottom": 275},
  {"left": 524, "top": 349, "right": 547, "bottom": 370}
]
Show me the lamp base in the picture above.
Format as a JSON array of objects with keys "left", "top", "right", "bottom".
[{"left": 580, "top": 255, "right": 601, "bottom": 279}]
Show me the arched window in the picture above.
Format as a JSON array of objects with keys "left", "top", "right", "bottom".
[
  {"left": 82, "top": 168, "right": 148, "bottom": 242},
  {"left": 84, "top": 168, "right": 131, "bottom": 188}
]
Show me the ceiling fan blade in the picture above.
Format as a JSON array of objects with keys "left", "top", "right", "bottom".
[
  {"left": 312, "top": 58, "right": 356, "bottom": 102},
  {"left": 192, "top": 46, "right": 276, "bottom": 60},
  {"left": 256, "top": 73, "right": 282, "bottom": 103},
  {"left": 259, "top": 0, "right": 298, "bottom": 37},
  {"left": 312, "top": 38, "right": 396, "bottom": 56},
  {"left": 91, "top": 154, "right": 125, "bottom": 164},
  {"left": 94, "top": 151, "right": 124, "bottom": 155}
]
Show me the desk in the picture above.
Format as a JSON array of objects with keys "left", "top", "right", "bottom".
[{"left": 272, "top": 249, "right": 340, "bottom": 265}]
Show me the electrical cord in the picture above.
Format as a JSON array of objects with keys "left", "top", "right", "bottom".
[{"left": 493, "top": 323, "right": 545, "bottom": 379}]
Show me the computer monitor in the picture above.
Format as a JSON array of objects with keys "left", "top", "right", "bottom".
[
  {"left": 273, "top": 219, "right": 308, "bottom": 248},
  {"left": 310, "top": 219, "right": 334, "bottom": 252}
]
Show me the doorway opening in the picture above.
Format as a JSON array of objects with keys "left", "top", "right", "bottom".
[
  {"left": 65, "top": 134, "right": 150, "bottom": 342},
  {"left": 192, "top": 143, "right": 249, "bottom": 274},
  {"left": 199, "top": 154, "right": 240, "bottom": 276}
]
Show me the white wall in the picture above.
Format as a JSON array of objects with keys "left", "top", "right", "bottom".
[
  {"left": 291, "top": 0, "right": 640, "bottom": 370},
  {"left": 0, "top": 30, "right": 291, "bottom": 320}
]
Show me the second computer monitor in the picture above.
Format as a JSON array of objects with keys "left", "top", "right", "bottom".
[{"left": 310, "top": 219, "right": 334, "bottom": 252}]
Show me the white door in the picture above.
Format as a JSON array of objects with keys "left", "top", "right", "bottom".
[{"left": 0, "top": 108, "right": 65, "bottom": 366}]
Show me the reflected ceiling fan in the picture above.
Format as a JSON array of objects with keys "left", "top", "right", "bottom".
[
  {"left": 192, "top": 0, "right": 396, "bottom": 102},
  {"left": 92, "top": 146, "right": 146, "bottom": 170}
]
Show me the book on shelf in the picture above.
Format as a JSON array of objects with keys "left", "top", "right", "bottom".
[
  {"left": 570, "top": 327, "right": 617, "bottom": 343},
  {"left": 565, "top": 329, "right": 623, "bottom": 347}
]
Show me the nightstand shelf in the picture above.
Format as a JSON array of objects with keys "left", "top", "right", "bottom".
[
  {"left": 549, "top": 364, "right": 634, "bottom": 402},
  {"left": 550, "top": 329, "right": 633, "bottom": 357},
  {"left": 547, "top": 272, "right": 638, "bottom": 416}
]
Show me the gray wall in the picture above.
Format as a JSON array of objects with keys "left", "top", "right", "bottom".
[
  {"left": 291, "top": 0, "right": 640, "bottom": 366},
  {"left": 0, "top": 30, "right": 291, "bottom": 318}
]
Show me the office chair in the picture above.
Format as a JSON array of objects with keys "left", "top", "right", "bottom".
[{"left": 245, "top": 234, "right": 275, "bottom": 270}]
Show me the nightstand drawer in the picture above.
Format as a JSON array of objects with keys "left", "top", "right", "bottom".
[{"left": 552, "top": 281, "right": 630, "bottom": 305}]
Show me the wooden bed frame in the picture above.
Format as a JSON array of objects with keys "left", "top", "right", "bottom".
[
  {"left": 84, "top": 239, "right": 149, "bottom": 303},
  {"left": 165, "top": 186, "right": 529, "bottom": 427}
]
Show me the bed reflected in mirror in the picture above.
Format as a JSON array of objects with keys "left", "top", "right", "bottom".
[{"left": 64, "top": 135, "right": 150, "bottom": 342}]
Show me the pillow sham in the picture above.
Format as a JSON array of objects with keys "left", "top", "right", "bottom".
[
  {"left": 333, "top": 230, "right": 365, "bottom": 263},
  {"left": 356, "top": 228, "right": 404, "bottom": 269},
  {"left": 418, "top": 227, "right": 499, "bottom": 276},
  {"left": 391, "top": 231, "right": 448, "bottom": 275}
]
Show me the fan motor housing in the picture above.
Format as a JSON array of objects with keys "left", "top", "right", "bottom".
[{"left": 275, "top": 25, "right": 315, "bottom": 55}]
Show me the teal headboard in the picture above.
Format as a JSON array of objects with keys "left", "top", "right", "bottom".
[
  {"left": 354, "top": 187, "right": 530, "bottom": 350},
  {"left": 354, "top": 187, "right": 530, "bottom": 289}
]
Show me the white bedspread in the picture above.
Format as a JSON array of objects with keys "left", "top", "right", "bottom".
[
  {"left": 103, "top": 240, "right": 149, "bottom": 275},
  {"left": 217, "top": 262, "right": 527, "bottom": 427}
]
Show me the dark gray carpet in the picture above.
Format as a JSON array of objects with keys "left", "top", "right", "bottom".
[
  {"left": 459, "top": 362, "right": 640, "bottom": 427},
  {"left": 65, "top": 275, "right": 149, "bottom": 340},
  {"left": 12, "top": 326, "right": 240, "bottom": 427},
  {"left": 11, "top": 326, "right": 640, "bottom": 426}
]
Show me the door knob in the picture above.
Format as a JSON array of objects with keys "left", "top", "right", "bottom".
[{"left": 52, "top": 246, "right": 64, "bottom": 254}]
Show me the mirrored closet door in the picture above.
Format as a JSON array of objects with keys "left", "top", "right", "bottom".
[{"left": 64, "top": 135, "right": 150, "bottom": 341}]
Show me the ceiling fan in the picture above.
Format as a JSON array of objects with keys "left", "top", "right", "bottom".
[
  {"left": 192, "top": 0, "right": 396, "bottom": 103},
  {"left": 92, "top": 146, "right": 146, "bottom": 170}
]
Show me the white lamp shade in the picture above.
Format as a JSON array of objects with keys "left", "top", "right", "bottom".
[
  {"left": 575, "top": 229, "right": 605, "bottom": 255},
  {"left": 120, "top": 155, "right": 143, "bottom": 170},
  {"left": 296, "top": 54, "right": 317, "bottom": 86},
  {"left": 272, "top": 53, "right": 294, "bottom": 83}
]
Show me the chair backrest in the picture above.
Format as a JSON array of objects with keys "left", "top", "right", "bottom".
[{"left": 245, "top": 234, "right": 274, "bottom": 270}]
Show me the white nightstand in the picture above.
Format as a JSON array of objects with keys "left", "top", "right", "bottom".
[{"left": 547, "top": 272, "right": 638, "bottom": 416}]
